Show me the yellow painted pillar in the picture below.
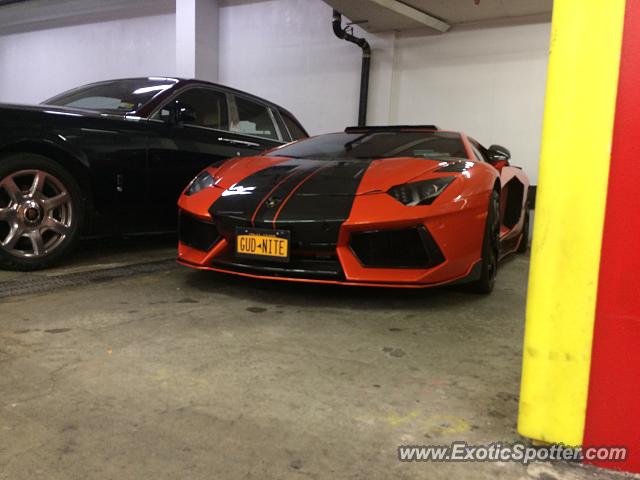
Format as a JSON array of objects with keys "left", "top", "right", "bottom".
[{"left": 518, "top": 0, "right": 625, "bottom": 445}]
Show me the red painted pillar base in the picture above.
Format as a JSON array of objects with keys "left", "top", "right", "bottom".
[{"left": 583, "top": 0, "right": 640, "bottom": 473}]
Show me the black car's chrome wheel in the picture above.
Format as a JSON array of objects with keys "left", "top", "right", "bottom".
[
  {"left": 0, "top": 154, "right": 83, "bottom": 270},
  {"left": 0, "top": 170, "right": 73, "bottom": 257}
]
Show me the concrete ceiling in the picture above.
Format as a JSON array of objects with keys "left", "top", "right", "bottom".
[
  {"left": 324, "top": 0, "right": 553, "bottom": 33},
  {"left": 0, "top": 0, "right": 175, "bottom": 34}
]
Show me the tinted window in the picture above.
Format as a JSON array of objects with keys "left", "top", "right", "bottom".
[
  {"left": 232, "top": 96, "right": 278, "bottom": 140},
  {"left": 469, "top": 139, "right": 490, "bottom": 162},
  {"left": 281, "top": 111, "right": 307, "bottom": 140},
  {"left": 45, "top": 78, "right": 177, "bottom": 113},
  {"left": 470, "top": 144, "right": 485, "bottom": 162},
  {"left": 268, "top": 131, "right": 467, "bottom": 160},
  {"left": 160, "top": 88, "right": 228, "bottom": 130}
]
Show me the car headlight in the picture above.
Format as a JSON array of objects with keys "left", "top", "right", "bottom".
[
  {"left": 388, "top": 177, "right": 455, "bottom": 206},
  {"left": 185, "top": 170, "right": 216, "bottom": 196}
]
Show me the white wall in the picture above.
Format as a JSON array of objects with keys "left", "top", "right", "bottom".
[
  {"left": 218, "top": 0, "right": 395, "bottom": 135},
  {"left": 0, "top": 13, "right": 176, "bottom": 104},
  {"left": 0, "top": 0, "right": 550, "bottom": 183},
  {"left": 176, "top": 0, "right": 219, "bottom": 81},
  {"left": 392, "top": 23, "right": 550, "bottom": 183},
  {"left": 219, "top": 0, "right": 550, "bottom": 183}
]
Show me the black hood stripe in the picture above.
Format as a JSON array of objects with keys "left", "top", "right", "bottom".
[
  {"left": 209, "top": 159, "right": 317, "bottom": 224},
  {"left": 208, "top": 158, "right": 373, "bottom": 249},
  {"left": 273, "top": 159, "right": 372, "bottom": 229},
  {"left": 249, "top": 166, "right": 311, "bottom": 226},
  {"left": 250, "top": 161, "right": 325, "bottom": 226},
  {"left": 270, "top": 162, "right": 334, "bottom": 228}
]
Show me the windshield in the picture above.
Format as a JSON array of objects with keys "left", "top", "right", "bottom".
[
  {"left": 268, "top": 131, "right": 467, "bottom": 160},
  {"left": 43, "top": 78, "right": 178, "bottom": 113}
]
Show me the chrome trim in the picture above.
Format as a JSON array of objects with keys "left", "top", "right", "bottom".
[
  {"left": 275, "top": 109, "right": 293, "bottom": 142},
  {"left": 267, "top": 107, "right": 284, "bottom": 142},
  {"left": 217, "top": 137, "right": 261, "bottom": 148}
]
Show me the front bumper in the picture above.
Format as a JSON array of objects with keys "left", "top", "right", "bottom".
[
  {"left": 177, "top": 253, "right": 480, "bottom": 289},
  {"left": 176, "top": 190, "right": 488, "bottom": 287}
]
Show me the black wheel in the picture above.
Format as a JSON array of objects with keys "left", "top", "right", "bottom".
[
  {"left": 468, "top": 190, "right": 500, "bottom": 294},
  {"left": 0, "top": 153, "right": 85, "bottom": 271},
  {"left": 516, "top": 206, "right": 530, "bottom": 254}
]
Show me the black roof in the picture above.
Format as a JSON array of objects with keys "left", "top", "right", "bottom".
[
  {"left": 172, "top": 77, "right": 288, "bottom": 110},
  {"left": 56, "top": 76, "right": 299, "bottom": 115}
]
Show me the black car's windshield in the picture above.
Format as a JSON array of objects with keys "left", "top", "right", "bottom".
[
  {"left": 44, "top": 78, "right": 178, "bottom": 113},
  {"left": 268, "top": 131, "right": 467, "bottom": 160}
]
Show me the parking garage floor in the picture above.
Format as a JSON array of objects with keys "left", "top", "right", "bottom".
[{"left": 0, "top": 238, "right": 632, "bottom": 480}]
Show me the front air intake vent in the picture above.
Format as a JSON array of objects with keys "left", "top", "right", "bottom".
[
  {"left": 179, "top": 213, "right": 220, "bottom": 252},
  {"left": 350, "top": 226, "right": 444, "bottom": 269}
]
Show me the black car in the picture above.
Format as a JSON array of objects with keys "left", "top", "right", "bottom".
[{"left": 0, "top": 77, "right": 307, "bottom": 270}]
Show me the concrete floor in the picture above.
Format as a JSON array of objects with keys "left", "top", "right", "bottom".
[{"left": 0, "top": 238, "right": 634, "bottom": 480}]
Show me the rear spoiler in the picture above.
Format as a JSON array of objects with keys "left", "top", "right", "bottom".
[{"left": 345, "top": 125, "right": 439, "bottom": 133}]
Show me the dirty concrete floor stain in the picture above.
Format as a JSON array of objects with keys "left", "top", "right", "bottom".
[{"left": 0, "top": 247, "right": 633, "bottom": 479}]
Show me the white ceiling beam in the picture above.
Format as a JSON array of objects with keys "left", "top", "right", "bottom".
[
  {"left": 369, "top": 0, "right": 450, "bottom": 32},
  {"left": 176, "top": 0, "right": 219, "bottom": 82}
]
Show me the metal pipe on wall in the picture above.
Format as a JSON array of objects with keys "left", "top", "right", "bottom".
[{"left": 331, "top": 9, "right": 371, "bottom": 127}]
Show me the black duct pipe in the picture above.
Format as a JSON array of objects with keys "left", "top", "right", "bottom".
[{"left": 332, "top": 9, "right": 371, "bottom": 127}]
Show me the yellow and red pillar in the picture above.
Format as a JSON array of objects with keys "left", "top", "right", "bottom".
[{"left": 519, "top": 0, "right": 640, "bottom": 473}]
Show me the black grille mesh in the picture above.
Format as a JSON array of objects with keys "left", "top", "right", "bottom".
[
  {"left": 179, "top": 213, "right": 220, "bottom": 252},
  {"left": 350, "top": 227, "right": 444, "bottom": 269}
]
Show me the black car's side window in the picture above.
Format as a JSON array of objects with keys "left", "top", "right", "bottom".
[
  {"left": 231, "top": 96, "right": 279, "bottom": 141},
  {"left": 280, "top": 111, "right": 307, "bottom": 140},
  {"left": 156, "top": 88, "right": 229, "bottom": 130}
]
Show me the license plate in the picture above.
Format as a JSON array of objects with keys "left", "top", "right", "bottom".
[{"left": 235, "top": 227, "right": 290, "bottom": 262}]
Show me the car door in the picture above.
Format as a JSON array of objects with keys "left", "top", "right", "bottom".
[
  {"left": 470, "top": 137, "right": 527, "bottom": 249},
  {"left": 53, "top": 115, "right": 150, "bottom": 235},
  {"left": 144, "top": 87, "right": 283, "bottom": 230}
]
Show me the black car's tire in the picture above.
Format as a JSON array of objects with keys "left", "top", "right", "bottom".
[
  {"left": 0, "top": 153, "right": 85, "bottom": 271},
  {"left": 468, "top": 190, "right": 500, "bottom": 294},
  {"left": 516, "top": 206, "right": 530, "bottom": 254}
]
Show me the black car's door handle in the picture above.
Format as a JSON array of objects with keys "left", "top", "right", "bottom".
[{"left": 217, "top": 137, "right": 261, "bottom": 148}]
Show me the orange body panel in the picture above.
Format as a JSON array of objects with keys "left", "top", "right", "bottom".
[{"left": 177, "top": 131, "right": 529, "bottom": 287}]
